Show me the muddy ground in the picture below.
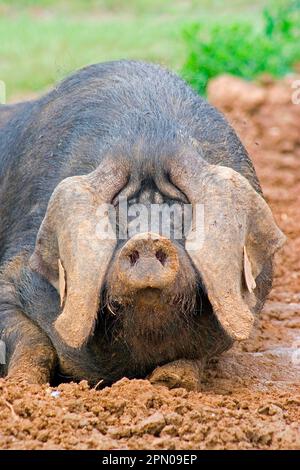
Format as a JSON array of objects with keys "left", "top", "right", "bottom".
[{"left": 0, "top": 76, "right": 299, "bottom": 450}]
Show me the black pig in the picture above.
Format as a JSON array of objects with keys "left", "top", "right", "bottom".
[{"left": 0, "top": 61, "right": 285, "bottom": 388}]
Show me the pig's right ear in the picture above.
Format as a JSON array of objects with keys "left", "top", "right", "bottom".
[
  {"left": 30, "top": 159, "right": 129, "bottom": 348},
  {"left": 243, "top": 189, "right": 286, "bottom": 283},
  {"left": 197, "top": 167, "right": 285, "bottom": 341},
  {"left": 168, "top": 152, "right": 285, "bottom": 342}
]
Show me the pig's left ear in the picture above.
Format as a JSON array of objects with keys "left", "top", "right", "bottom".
[{"left": 169, "top": 153, "right": 286, "bottom": 341}]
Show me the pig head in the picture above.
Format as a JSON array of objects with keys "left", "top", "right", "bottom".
[{"left": 29, "top": 145, "right": 285, "bottom": 352}]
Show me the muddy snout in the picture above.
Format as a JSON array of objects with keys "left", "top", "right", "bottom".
[{"left": 115, "top": 233, "right": 179, "bottom": 291}]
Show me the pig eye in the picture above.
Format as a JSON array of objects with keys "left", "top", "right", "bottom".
[
  {"left": 129, "top": 250, "right": 140, "bottom": 266},
  {"left": 106, "top": 299, "right": 121, "bottom": 316},
  {"left": 111, "top": 300, "right": 121, "bottom": 311},
  {"left": 155, "top": 249, "right": 167, "bottom": 265}
]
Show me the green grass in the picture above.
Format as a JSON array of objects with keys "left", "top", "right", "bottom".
[
  {"left": 0, "top": 15, "right": 186, "bottom": 99},
  {"left": 0, "top": 0, "right": 271, "bottom": 101},
  {"left": 0, "top": 0, "right": 271, "bottom": 16},
  {"left": 182, "top": 0, "right": 300, "bottom": 95}
]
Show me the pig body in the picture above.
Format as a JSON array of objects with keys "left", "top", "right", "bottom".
[{"left": 0, "top": 61, "right": 283, "bottom": 386}]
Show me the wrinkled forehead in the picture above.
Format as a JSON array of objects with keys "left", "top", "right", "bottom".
[{"left": 106, "top": 141, "right": 201, "bottom": 205}]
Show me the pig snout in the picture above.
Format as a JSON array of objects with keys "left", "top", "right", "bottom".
[{"left": 115, "top": 233, "right": 179, "bottom": 291}]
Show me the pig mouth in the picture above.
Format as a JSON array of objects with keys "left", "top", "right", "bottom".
[
  {"left": 90, "top": 279, "right": 235, "bottom": 379},
  {"left": 99, "top": 281, "right": 213, "bottom": 349}
]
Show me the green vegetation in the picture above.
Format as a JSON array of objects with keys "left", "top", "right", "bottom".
[
  {"left": 0, "top": 0, "right": 270, "bottom": 100},
  {"left": 0, "top": 15, "right": 185, "bottom": 99},
  {"left": 182, "top": 1, "right": 300, "bottom": 95},
  {"left": 0, "top": 1, "right": 298, "bottom": 100}
]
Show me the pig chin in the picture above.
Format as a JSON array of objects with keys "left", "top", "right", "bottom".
[
  {"left": 104, "top": 281, "right": 199, "bottom": 364},
  {"left": 108, "top": 284, "right": 197, "bottom": 335}
]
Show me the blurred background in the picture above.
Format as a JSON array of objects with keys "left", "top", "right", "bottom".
[{"left": 0, "top": 0, "right": 299, "bottom": 101}]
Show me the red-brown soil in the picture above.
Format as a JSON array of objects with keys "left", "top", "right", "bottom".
[{"left": 0, "top": 76, "right": 299, "bottom": 450}]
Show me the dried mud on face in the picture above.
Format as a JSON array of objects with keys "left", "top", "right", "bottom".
[{"left": 0, "top": 76, "right": 299, "bottom": 450}]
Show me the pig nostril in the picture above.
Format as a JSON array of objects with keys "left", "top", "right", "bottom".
[
  {"left": 156, "top": 249, "right": 167, "bottom": 266},
  {"left": 129, "top": 250, "right": 139, "bottom": 266}
]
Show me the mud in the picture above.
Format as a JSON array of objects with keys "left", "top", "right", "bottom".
[{"left": 0, "top": 75, "right": 299, "bottom": 450}]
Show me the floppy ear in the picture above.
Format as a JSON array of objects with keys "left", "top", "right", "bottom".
[
  {"left": 243, "top": 247, "right": 256, "bottom": 293},
  {"left": 244, "top": 191, "right": 285, "bottom": 282},
  {"left": 58, "top": 259, "right": 66, "bottom": 307},
  {"left": 169, "top": 152, "right": 285, "bottom": 341},
  {"left": 30, "top": 158, "right": 129, "bottom": 348}
]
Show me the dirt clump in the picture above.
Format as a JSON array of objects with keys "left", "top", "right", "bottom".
[
  {"left": 0, "top": 75, "right": 299, "bottom": 449},
  {"left": 0, "top": 378, "right": 299, "bottom": 450}
]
